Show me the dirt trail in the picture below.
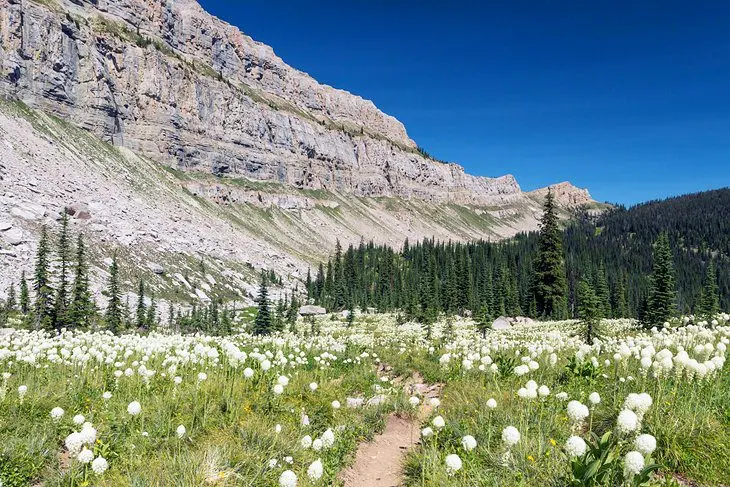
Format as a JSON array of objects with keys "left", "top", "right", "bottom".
[{"left": 340, "top": 372, "right": 442, "bottom": 487}]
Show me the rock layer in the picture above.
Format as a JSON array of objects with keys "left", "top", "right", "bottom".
[{"left": 0, "top": 0, "right": 590, "bottom": 207}]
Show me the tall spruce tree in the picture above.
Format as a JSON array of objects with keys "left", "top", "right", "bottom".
[
  {"left": 69, "top": 234, "right": 92, "bottom": 328},
  {"left": 252, "top": 271, "right": 272, "bottom": 336},
  {"left": 136, "top": 280, "right": 146, "bottom": 329},
  {"left": 577, "top": 279, "right": 602, "bottom": 345},
  {"left": 33, "top": 225, "right": 55, "bottom": 330},
  {"left": 697, "top": 260, "right": 720, "bottom": 318},
  {"left": 105, "top": 255, "right": 123, "bottom": 333},
  {"left": 646, "top": 232, "right": 676, "bottom": 327},
  {"left": 19, "top": 271, "right": 29, "bottom": 315},
  {"left": 53, "top": 212, "right": 72, "bottom": 330},
  {"left": 533, "top": 189, "right": 568, "bottom": 320}
]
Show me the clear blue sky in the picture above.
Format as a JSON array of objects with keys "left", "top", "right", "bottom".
[{"left": 199, "top": 0, "right": 730, "bottom": 205}]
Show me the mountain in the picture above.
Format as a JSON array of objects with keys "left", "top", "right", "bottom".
[{"left": 0, "top": 0, "right": 598, "bottom": 303}]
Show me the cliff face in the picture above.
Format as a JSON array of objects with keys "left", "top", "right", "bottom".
[{"left": 0, "top": 0, "right": 537, "bottom": 205}]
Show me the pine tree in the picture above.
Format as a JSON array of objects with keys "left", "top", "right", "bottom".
[
  {"left": 533, "top": 189, "right": 568, "bottom": 320},
  {"left": 274, "top": 297, "right": 286, "bottom": 332},
  {"left": 287, "top": 294, "right": 300, "bottom": 330},
  {"left": 105, "top": 255, "right": 123, "bottom": 333},
  {"left": 346, "top": 301, "right": 355, "bottom": 328},
  {"left": 19, "top": 271, "right": 29, "bottom": 315},
  {"left": 33, "top": 226, "right": 55, "bottom": 330},
  {"left": 593, "top": 262, "right": 611, "bottom": 317},
  {"left": 577, "top": 279, "right": 602, "bottom": 345},
  {"left": 69, "top": 234, "right": 92, "bottom": 328},
  {"left": 136, "top": 280, "right": 146, "bottom": 329},
  {"left": 697, "top": 260, "right": 720, "bottom": 318},
  {"left": 5, "top": 283, "right": 17, "bottom": 314},
  {"left": 53, "top": 212, "right": 72, "bottom": 330},
  {"left": 145, "top": 294, "right": 157, "bottom": 329},
  {"left": 646, "top": 232, "right": 676, "bottom": 327},
  {"left": 252, "top": 271, "right": 272, "bottom": 336},
  {"left": 475, "top": 304, "right": 491, "bottom": 338}
]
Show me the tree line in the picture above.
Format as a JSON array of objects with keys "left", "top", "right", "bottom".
[{"left": 307, "top": 189, "right": 726, "bottom": 327}]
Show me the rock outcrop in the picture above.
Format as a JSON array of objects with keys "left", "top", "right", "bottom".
[{"left": 0, "top": 0, "right": 591, "bottom": 208}]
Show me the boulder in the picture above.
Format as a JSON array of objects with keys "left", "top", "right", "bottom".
[
  {"left": 147, "top": 262, "right": 164, "bottom": 275},
  {"left": 492, "top": 317, "right": 511, "bottom": 330},
  {"left": 65, "top": 203, "right": 92, "bottom": 220},
  {"left": 0, "top": 220, "right": 12, "bottom": 231},
  {"left": 299, "top": 305, "right": 326, "bottom": 316},
  {"left": 2, "top": 227, "right": 25, "bottom": 246}
]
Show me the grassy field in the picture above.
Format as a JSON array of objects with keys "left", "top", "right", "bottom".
[{"left": 0, "top": 314, "right": 727, "bottom": 486}]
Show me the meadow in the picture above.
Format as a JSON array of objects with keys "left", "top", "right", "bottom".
[{"left": 0, "top": 313, "right": 728, "bottom": 486}]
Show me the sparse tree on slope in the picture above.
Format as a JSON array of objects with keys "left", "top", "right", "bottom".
[
  {"left": 252, "top": 271, "right": 272, "bottom": 336},
  {"left": 19, "top": 271, "right": 29, "bottom": 315},
  {"left": 53, "top": 212, "right": 72, "bottom": 330},
  {"left": 533, "top": 189, "right": 568, "bottom": 320},
  {"left": 105, "top": 255, "right": 123, "bottom": 334},
  {"left": 33, "top": 226, "right": 55, "bottom": 330},
  {"left": 136, "top": 280, "right": 146, "bottom": 329},
  {"left": 69, "top": 234, "right": 93, "bottom": 328},
  {"left": 577, "top": 279, "right": 602, "bottom": 345}
]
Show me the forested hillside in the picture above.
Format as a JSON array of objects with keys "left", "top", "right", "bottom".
[{"left": 308, "top": 188, "right": 730, "bottom": 320}]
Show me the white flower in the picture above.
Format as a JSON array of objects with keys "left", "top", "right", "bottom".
[
  {"left": 300, "top": 435, "right": 313, "bottom": 448},
  {"left": 486, "top": 398, "right": 497, "bottom": 409},
  {"left": 556, "top": 392, "right": 569, "bottom": 401},
  {"left": 77, "top": 448, "right": 94, "bottom": 464},
  {"left": 461, "top": 435, "right": 477, "bottom": 451},
  {"left": 538, "top": 385, "right": 550, "bottom": 397},
  {"left": 312, "top": 438, "right": 323, "bottom": 451},
  {"left": 567, "top": 400, "right": 589, "bottom": 424},
  {"left": 73, "top": 414, "right": 86, "bottom": 425},
  {"left": 174, "top": 376, "right": 183, "bottom": 385},
  {"left": 634, "top": 434, "right": 656, "bottom": 455},
  {"left": 273, "top": 384, "right": 284, "bottom": 395},
  {"left": 445, "top": 453, "right": 462, "bottom": 475},
  {"left": 623, "top": 451, "right": 645, "bottom": 477},
  {"left": 502, "top": 426, "right": 520, "bottom": 447},
  {"left": 91, "top": 456, "right": 109, "bottom": 475},
  {"left": 307, "top": 459, "right": 324, "bottom": 480},
  {"left": 565, "top": 436, "right": 587, "bottom": 457},
  {"left": 50, "top": 407, "right": 65, "bottom": 421},
  {"left": 309, "top": 382, "right": 318, "bottom": 392},
  {"left": 279, "top": 470, "right": 297, "bottom": 487},
  {"left": 269, "top": 458, "right": 279, "bottom": 468},
  {"left": 331, "top": 400, "right": 341, "bottom": 409},
  {"left": 432, "top": 415, "right": 446, "bottom": 429},
  {"left": 275, "top": 424, "right": 282, "bottom": 434},
  {"left": 321, "top": 428, "right": 335, "bottom": 448},
  {"left": 127, "top": 401, "right": 142, "bottom": 416},
  {"left": 102, "top": 391, "right": 112, "bottom": 400},
  {"left": 616, "top": 409, "right": 639, "bottom": 434},
  {"left": 80, "top": 423, "right": 97, "bottom": 444},
  {"left": 409, "top": 396, "right": 421, "bottom": 407},
  {"left": 176, "top": 424, "right": 186, "bottom": 438},
  {"left": 197, "top": 372, "right": 207, "bottom": 382},
  {"left": 430, "top": 398, "right": 441, "bottom": 408},
  {"left": 588, "top": 392, "right": 601, "bottom": 405},
  {"left": 65, "top": 432, "right": 84, "bottom": 454},
  {"left": 421, "top": 427, "right": 434, "bottom": 438},
  {"left": 277, "top": 375, "right": 289, "bottom": 386},
  {"left": 244, "top": 368, "right": 254, "bottom": 378},
  {"left": 18, "top": 385, "right": 27, "bottom": 397}
]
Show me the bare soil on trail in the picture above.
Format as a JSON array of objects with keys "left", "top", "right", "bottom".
[{"left": 340, "top": 372, "right": 442, "bottom": 487}]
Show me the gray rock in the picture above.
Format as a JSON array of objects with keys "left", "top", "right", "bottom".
[
  {"left": 0, "top": 220, "right": 12, "bottom": 231},
  {"left": 3, "top": 227, "right": 25, "bottom": 246},
  {"left": 147, "top": 262, "right": 164, "bottom": 275},
  {"left": 299, "top": 305, "right": 327, "bottom": 316},
  {"left": 492, "top": 317, "right": 511, "bottom": 330}
]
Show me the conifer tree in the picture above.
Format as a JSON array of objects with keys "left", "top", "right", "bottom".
[
  {"left": 145, "top": 294, "right": 157, "bottom": 329},
  {"left": 53, "top": 212, "right": 72, "bottom": 330},
  {"left": 19, "top": 271, "right": 29, "bottom": 315},
  {"left": 287, "top": 294, "right": 300, "bottom": 329},
  {"left": 274, "top": 297, "right": 286, "bottom": 332},
  {"left": 5, "top": 283, "right": 17, "bottom": 314},
  {"left": 646, "top": 232, "right": 676, "bottom": 327},
  {"left": 697, "top": 260, "right": 720, "bottom": 318},
  {"left": 105, "top": 255, "right": 123, "bottom": 334},
  {"left": 577, "top": 278, "right": 602, "bottom": 345},
  {"left": 69, "top": 234, "right": 92, "bottom": 328},
  {"left": 136, "top": 280, "right": 146, "bottom": 329},
  {"left": 593, "top": 262, "right": 611, "bottom": 317},
  {"left": 533, "top": 189, "right": 568, "bottom": 319},
  {"left": 33, "top": 226, "right": 55, "bottom": 330},
  {"left": 252, "top": 271, "right": 272, "bottom": 336}
]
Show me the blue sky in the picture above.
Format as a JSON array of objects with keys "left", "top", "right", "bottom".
[{"left": 199, "top": 1, "right": 730, "bottom": 205}]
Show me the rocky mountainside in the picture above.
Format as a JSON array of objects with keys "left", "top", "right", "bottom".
[{"left": 0, "top": 0, "right": 600, "bottom": 304}]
